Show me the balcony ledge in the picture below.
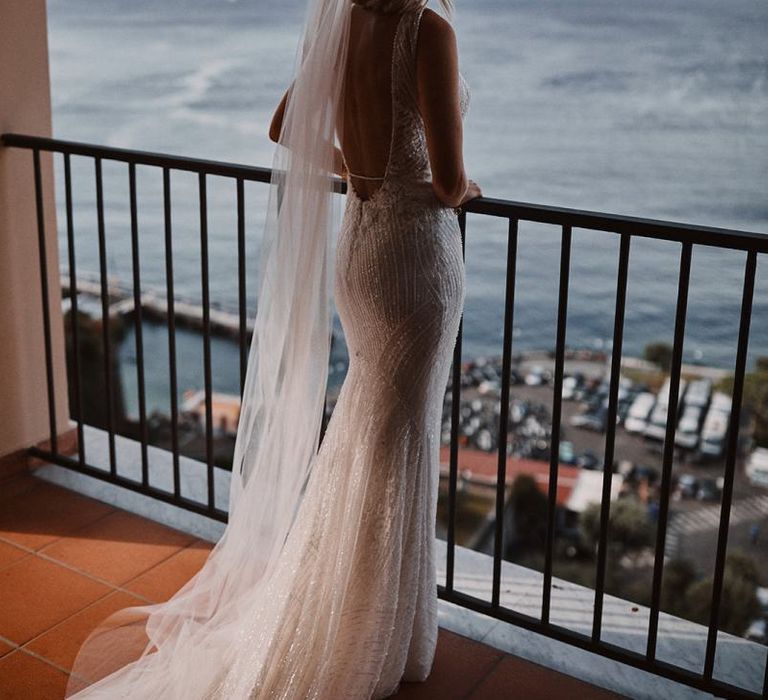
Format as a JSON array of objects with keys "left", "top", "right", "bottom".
[{"left": 22, "top": 426, "right": 768, "bottom": 698}]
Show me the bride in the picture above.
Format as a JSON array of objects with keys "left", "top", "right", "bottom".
[{"left": 65, "top": 0, "right": 481, "bottom": 697}]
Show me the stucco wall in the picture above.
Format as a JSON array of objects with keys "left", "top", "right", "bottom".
[{"left": 0, "top": 0, "right": 70, "bottom": 456}]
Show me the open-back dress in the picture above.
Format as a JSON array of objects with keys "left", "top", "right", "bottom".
[
  {"left": 222, "top": 6, "right": 472, "bottom": 698},
  {"left": 68, "top": 5, "right": 470, "bottom": 699}
]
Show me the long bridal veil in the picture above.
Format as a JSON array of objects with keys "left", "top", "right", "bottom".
[{"left": 65, "top": 0, "right": 353, "bottom": 696}]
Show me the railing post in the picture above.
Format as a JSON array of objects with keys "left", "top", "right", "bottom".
[
  {"left": 542, "top": 224, "right": 572, "bottom": 625},
  {"left": 646, "top": 241, "right": 693, "bottom": 660},
  {"left": 446, "top": 209, "right": 467, "bottom": 592},
  {"left": 64, "top": 153, "right": 86, "bottom": 469},
  {"left": 94, "top": 156, "right": 117, "bottom": 475},
  {"left": 162, "top": 166, "right": 181, "bottom": 498},
  {"left": 128, "top": 162, "right": 150, "bottom": 486},
  {"left": 592, "top": 233, "right": 631, "bottom": 641},
  {"left": 703, "top": 250, "right": 757, "bottom": 681},
  {"left": 492, "top": 218, "right": 519, "bottom": 608}
]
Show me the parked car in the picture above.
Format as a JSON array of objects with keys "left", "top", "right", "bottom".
[
  {"left": 757, "top": 587, "right": 768, "bottom": 615},
  {"left": 675, "top": 404, "right": 704, "bottom": 450},
  {"left": 626, "top": 464, "right": 659, "bottom": 485},
  {"left": 624, "top": 392, "right": 656, "bottom": 433},
  {"left": 684, "top": 377, "right": 712, "bottom": 409},
  {"left": 745, "top": 619, "right": 767, "bottom": 644},
  {"left": 746, "top": 448, "right": 768, "bottom": 488},
  {"left": 477, "top": 379, "right": 502, "bottom": 398},
  {"left": 559, "top": 440, "right": 577, "bottom": 465},
  {"left": 569, "top": 404, "right": 607, "bottom": 432},
  {"left": 696, "top": 477, "right": 721, "bottom": 502},
  {"left": 562, "top": 375, "right": 581, "bottom": 400},
  {"left": 576, "top": 449, "right": 601, "bottom": 470},
  {"left": 525, "top": 365, "right": 547, "bottom": 386},
  {"left": 644, "top": 377, "right": 687, "bottom": 441},
  {"left": 676, "top": 473, "right": 700, "bottom": 499},
  {"left": 698, "top": 392, "right": 731, "bottom": 459},
  {"left": 476, "top": 429, "right": 494, "bottom": 451}
]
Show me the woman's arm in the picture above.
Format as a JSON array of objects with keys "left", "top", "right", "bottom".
[
  {"left": 416, "top": 9, "right": 480, "bottom": 208},
  {"left": 268, "top": 87, "right": 290, "bottom": 143},
  {"left": 269, "top": 86, "right": 347, "bottom": 179}
]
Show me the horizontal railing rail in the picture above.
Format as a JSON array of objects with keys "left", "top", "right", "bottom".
[
  {"left": 3, "top": 132, "right": 766, "bottom": 700},
  {"left": 5, "top": 132, "right": 768, "bottom": 252}
]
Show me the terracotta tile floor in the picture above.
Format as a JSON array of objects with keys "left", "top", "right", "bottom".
[{"left": 0, "top": 471, "right": 628, "bottom": 699}]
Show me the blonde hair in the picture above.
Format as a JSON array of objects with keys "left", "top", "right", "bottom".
[{"left": 351, "top": 0, "right": 454, "bottom": 19}]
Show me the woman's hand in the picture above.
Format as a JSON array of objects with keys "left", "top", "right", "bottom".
[
  {"left": 458, "top": 179, "right": 482, "bottom": 207},
  {"left": 338, "top": 152, "right": 349, "bottom": 181}
]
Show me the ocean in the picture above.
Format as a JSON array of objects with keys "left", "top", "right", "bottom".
[{"left": 45, "top": 0, "right": 767, "bottom": 416}]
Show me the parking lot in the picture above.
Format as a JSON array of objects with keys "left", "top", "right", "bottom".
[{"left": 443, "top": 353, "right": 768, "bottom": 584}]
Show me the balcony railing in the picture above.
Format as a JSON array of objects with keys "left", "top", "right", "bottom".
[{"left": 3, "top": 132, "right": 767, "bottom": 700}]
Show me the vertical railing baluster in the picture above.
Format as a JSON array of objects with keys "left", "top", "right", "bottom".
[
  {"left": 542, "top": 224, "right": 572, "bottom": 624},
  {"left": 237, "top": 177, "right": 247, "bottom": 395},
  {"left": 703, "top": 250, "right": 757, "bottom": 680},
  {"left": 446, "top": 210, "right": 467, "bottom": 592},
  {"left": 199, "top": 172, "right": 215, "bottom": 512},
  {"left": 646, "top": 241, "right": 692, "bottom": 660},
  {"left": 33, "top": 149, "right": 58, "bottom": 454},
  {"left": 163, "top": 167, "right": 181, "bottom": 497},
  {"left": 592, "top": 233, "right": 631, "bottom": 641},
  {"left": 95, "top": 157, "right": 116, "bottom": 474},
  {"left": 129, "top": 162, "right": 149, "bottom": 487},
  {"left": 492, "top": 218, "right": 518, "bottom": 608},
  {"left": 63, "top": 153, "right": 84, "bottom": 467}
]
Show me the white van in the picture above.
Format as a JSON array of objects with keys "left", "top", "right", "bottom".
[
  {"left": 685, "top": 378, "right": 712, "bottom": 409},
  {"left": 675, "top": 404, "right": 704, "bottom": 450},
  {"left": 746, "top": 448, "right": 768, "bottom": 488},
  {"left": 644, "top": 378, "right": 687, "bottom": 442},
  {"left": 625, "top": 392, "right": 656, "bottom": 433},
  {"left": 699, "top": 392, "right": 731, "bottom": 459}
]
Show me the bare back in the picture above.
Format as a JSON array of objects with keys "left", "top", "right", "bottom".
[
  {"left": 339, "top": 6, "right": 404, "bottom": 201},
  {"left": 268, "top": 5, "right": 471, "bottom": 207}
]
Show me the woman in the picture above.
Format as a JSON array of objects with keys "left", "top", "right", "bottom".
[{"left": 66, "top": 0, "right": 480, "bottom": 697}]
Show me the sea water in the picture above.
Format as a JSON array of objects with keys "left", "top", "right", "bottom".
[{"left": 45, "top": 0, "right": 767, "bottom": 416}]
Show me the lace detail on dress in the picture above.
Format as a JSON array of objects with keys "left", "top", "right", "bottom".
[{"left": 345, "top": 6, "right": 471, "bottom": 215}]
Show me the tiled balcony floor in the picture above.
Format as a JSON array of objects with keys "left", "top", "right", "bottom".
[{"left": 0, "top": 470, "right": 627, "bottom": 699}]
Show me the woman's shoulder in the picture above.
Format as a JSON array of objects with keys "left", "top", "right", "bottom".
[
  {"left": 419, "top": 7, "right": 455, "bottom": 37},
  {"left": 417, "top": 7, "right": 457, "bottom": 55}
]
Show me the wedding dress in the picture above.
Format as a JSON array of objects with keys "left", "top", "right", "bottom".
[{"left": 66, "top": 4, "right": 469, "bottom": 699}]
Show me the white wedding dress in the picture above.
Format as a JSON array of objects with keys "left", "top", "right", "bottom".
[
  {"left": 213, "top": 9, "right": 469, "bottom": 697},
  {"left": 67, "top": 6, "right": 469, "bottom": 699}
]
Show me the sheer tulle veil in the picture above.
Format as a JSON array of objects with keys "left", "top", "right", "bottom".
[{"left": 65, "top": 0, "right": 449, "bottom": 697}]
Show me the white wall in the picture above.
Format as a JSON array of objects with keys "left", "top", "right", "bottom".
[{"left": 0, "top": 0, "right": 70, "bottom": 457}]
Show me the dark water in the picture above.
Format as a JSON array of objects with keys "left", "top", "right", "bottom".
[{"left": 46, "top": 0, "right": 767, "bottom": 415}]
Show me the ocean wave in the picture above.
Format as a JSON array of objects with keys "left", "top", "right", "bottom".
[{"left": 541, "top": 68, "right": 634, "bottom": 92}]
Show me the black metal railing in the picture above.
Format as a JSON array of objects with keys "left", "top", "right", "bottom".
[{"left": 3, "top": 132, "right": 767, "bottom": 700}]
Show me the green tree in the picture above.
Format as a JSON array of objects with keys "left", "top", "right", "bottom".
[
  {"left": 510, "top": 474, "right": 548, "bottom": 550},
  {"left": 581, "top": 498, "right": 655, "bottom": 556},
  {"left": 718, "top": 356, "right": 768, "bottom": 447},
  {"left": 683, "top": 551, "right": 760, "bottom": 635},
  {"left": 661, "top": 557, "right": 697, "bottom": 617},
  {"left": 64, "top": 309, "right": 128, "bottom": 431},
  {"left": 644, "top": 342, "right": 673, "bottom": 372}
]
